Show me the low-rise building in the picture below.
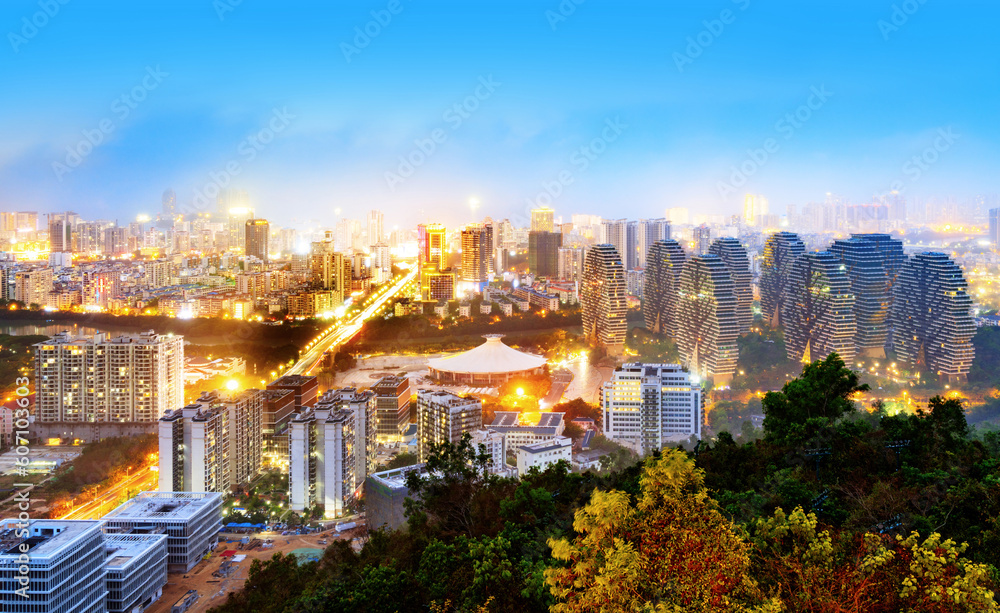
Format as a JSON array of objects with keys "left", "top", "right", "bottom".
[
  {"left": 0, "top": 519, "right": 108, "bottom": 613},
  {"left": 489, "top": 411, "right": 565, "bottom": 449},
  {"left": 103, "top": 533, "right": 169, "bottom": 613},
  {"left": 102, "top": 492, "right": 223, "bottom": 573},
  {"left": 517, "top": 436, "right": 572, "bottom": 475}
]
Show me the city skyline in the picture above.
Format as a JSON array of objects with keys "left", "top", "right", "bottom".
[{"left": 2, "top": 1, "right": 999, "bottom": 226}]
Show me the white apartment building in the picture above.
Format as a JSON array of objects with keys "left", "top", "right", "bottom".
[
  {"left": 159, "top": 389, "right": 264, "bottom": 494},
  {"left": 517, "top": 436, "right": 572, "bottom": 475},
  {"left": 469, "top": 429, "right": 506, "bottom": 473},
  {"left": 34, "top": 331, "right": 184, "bottom": 427},
  {"left": 102, "top": 492, "right": 223, "bottom": 574},
  {"left": 601, "top": 363, "right": 702, "bottom": 455},
  {"left": 14, "top": 266, "right": 53, "bottom": 306},
  {"left": 416, "top": 390, "right": 483, "bottom": 462},
  {"left": 288, "top": 389, "right": 375, "bottom": 519},
  {"left": 0, "top": 519, "right": 108, "bottom": 613}
]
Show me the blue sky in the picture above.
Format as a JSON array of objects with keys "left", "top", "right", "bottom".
[{"left": 1, "top": 0, "right": 998, "bottom": 228}]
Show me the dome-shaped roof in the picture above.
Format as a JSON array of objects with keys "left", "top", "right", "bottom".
[{"left": 427, "top": 335, "right": 546, "bottom": 375}]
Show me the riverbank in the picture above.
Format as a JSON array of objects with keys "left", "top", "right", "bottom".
[{"left": 0, "top": 311, "right": 319, "bottom": 346}]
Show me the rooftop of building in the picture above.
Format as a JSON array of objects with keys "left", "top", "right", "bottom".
[
  {"left": 103, "top": 532, "right": 168, "bottom": 571},
  {"left": 491, "top": 411, "right": 564, "bottom": 432},
  {"left": 417, "top": 389, "right": 482, "bottom": 408},
  {"left": 0, "top": 519, "right": 102, "bottom": 561},
  {"left": 38, "top": 330, "right": 181, "bottom": 346},
  {"left": 426, "top": 335, "right": 547, "bottom": 375},
  {"left": 268, "top": 374, "right": 318, "bottom": 388},
  {"left": 103, "top": 492, "right": 223, "bottom": 522},
  {"left": 368, "top": 463, "right": 429, "bottom": 490},
  {"left": 519, "top": 437, "right": 572, "bottom": 454}
]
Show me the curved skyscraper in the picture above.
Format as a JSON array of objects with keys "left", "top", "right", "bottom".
[
  {"left": 708, "top": 237, "right": 752, "bottom": 334},
  {"left": 891, "top": 252, "right": 975, "bottom": 382},
  {"left": 675, "top": 255, "right": 739, "bottom": 382},
  {"left": 582, "top": 244, "right": 628, "bottom": 353},
  {"left": 642, "top": 239, "right": 686, "bottom": 334},
  {"left": 761, "top": 232, "right": 805, "bottom": 327},
  {"left": 829, "top": 233, "right": 905, "bottom": 357},
  {"left": 782, "top": 251, "right": 857, "bottom": 364}
]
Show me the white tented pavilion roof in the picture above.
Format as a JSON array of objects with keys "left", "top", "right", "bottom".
[{"left": 427, "top": 335, "right": 546, "bottom": 375}]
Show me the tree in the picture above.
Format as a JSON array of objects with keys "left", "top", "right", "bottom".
[
  {"left": 762, "top": 353, "right": 869, "bottom": 444},
  {"left": 545, "top": 449, "right": 780, "bottom": 612},
  {"left": 405, "top": 434, "right": 515, "bottom": 538}
]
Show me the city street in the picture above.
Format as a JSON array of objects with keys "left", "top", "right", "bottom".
[
  {"left": 287, "top": 268, "right": 418, "bottom": 376},
  {"left": 59, "top": 465, "right": 159, "bottom": 520}
]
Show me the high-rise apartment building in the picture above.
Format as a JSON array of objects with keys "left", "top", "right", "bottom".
[
  {"left": 158, "top": 389, "right": 264, "bottom": 493},
  {"left": 227, "top": 211, "right": 253, "bottom": 253},
  {"left": 829, "top": 234, "right": 905, "bottom": 357},
  {"left": 581, "top": 244, "right": 628, "bottom": 353},
  {"left": 416, "top": 389, "right": 482, "bottom": 462},
  {"left": 693, "top": 225, "right": 711, "bottom": 255},
  {"left": 557, "top": 246, "right": 584, "bottom": 282},
  {"left": 990, "top": 208, "right": 1000, "bottom": 247},
  {"left": 245, "top": 218, "right": 269, "bottom": 262},
  {"left": 642, "top": 240, "right": 687, "bottom": 334},
  {"left": 635, "top": 218, "right": 671, "bottom": 269},
  {"left": 216, "top": 188, "right": 249, "bottom": 217},
  {"left": 288, "top": 388, "right": 375, "bottom": 518},
  {"left": 675, "top": 255, "right": 740, "bottom": 382},
  {"left": 782, "top": 251, "right": 857, "bottom": 364},
  {"left": 420, "top": 223, "right": 448, "bottom": 270},
  {"left": 267, "top": 374, "right": 319, "bottom": 410},
  {"left": 760, "top": 232, "right": 806, "bottom": 327},
  {"left": 461, "top": 223, "right": 492, "bottom": 282},
  {"left": 599, "top": 219, "right": 629, "bottom": 268},
  {"left": 743, "top": 194, "right": 769, "bottom": 226},
  {"left": 35, "top": 331, "right": 184, "bottom": 428},
  {"left": 528, "top": 231, "right": 562, "bottom": 277},
  {"left": 103, "top": 226, "right": 127, "bottom": 255},
  {"left": 708, "top": 237, "right": 753, "bottom": 334},
  {"left": 891, "top": 252, "right": 975, "bottom": 382},
  {"left": 162, "top": 188, "right": 176, "bottom": 216},
  {"left": 531, "top": 207, "right": 555, "bottom": 232},
  {"left": 368, "top": 209, "right": 384, "bottom": 245},
  {"left": 601, "top": 363, "right": 702, "bottom": 455},
  {"left": 310, "top": 239, "right": 352, "bottom": 302},
  {"left": 372, "top": 375, "right": 411, "bottom": 442},
  {"left": 14, "top": 266, "right": 53, "bottom": 306}
]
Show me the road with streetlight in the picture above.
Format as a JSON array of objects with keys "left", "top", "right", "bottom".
[
  {"left": 286, "top": 268, "right": 418, "bottom": 376},
  {"left": 59, "top": 464, "right": 159, "bottom": 520}
]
